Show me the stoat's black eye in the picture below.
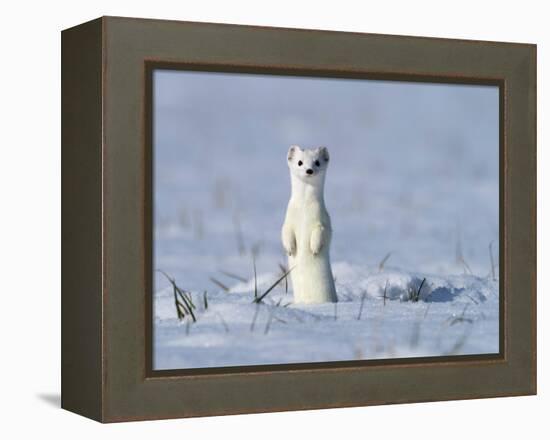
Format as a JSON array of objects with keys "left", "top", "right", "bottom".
[
  {"left": 314, "top": 160, "right": 320, "bottom": 167},
  {"left": 298, "top": 160, "right": 303, "bottom": 166}
]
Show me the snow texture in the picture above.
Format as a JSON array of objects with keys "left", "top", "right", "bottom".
[{"left": 152, "top": 70, "right": 500, "bottom": 370}]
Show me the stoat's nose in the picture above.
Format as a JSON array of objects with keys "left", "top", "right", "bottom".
[{"left": 306, "top": 169, "right": 313, "bottom": 175}]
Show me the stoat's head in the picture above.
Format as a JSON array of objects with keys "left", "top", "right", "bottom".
[{"left": 287, "top": 145, "right": 330, "bottom": 185}]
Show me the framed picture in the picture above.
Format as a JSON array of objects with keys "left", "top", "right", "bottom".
[{"left": 62, "top": 16, "right": 536, "bottom": 422}]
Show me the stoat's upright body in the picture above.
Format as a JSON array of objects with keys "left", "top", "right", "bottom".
[{"left": 281, "top": 146, "right": 338, "bottom": 304}]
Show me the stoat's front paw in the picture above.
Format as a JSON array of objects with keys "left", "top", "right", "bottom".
[
  {"left": 310, "top": 237, "right": 323, "bottom": 256},
  {"left": 282, "top": 235, "right": 296, "bottom": 256},
  {"left": 310, "top": 225, "right": 325, "bottom": 256}
]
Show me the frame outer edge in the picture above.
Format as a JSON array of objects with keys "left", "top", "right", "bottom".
[
  {"left": 61, "top": 17, "right": 104, "bottom": 422},
  {"left": 530, "top": 44, "right": 537, "bottom": 395}
]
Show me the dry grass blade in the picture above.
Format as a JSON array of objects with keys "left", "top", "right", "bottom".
[
  {"left": 219, "top": 270, "right": 247, "bottom": 283},
  {"left": 232, "top": 211, "right": 245, "bottom": 256},
  {"left": 210, "top": 277, "right": 230, "bottom": 292},
  {"left": 357, "top": 290, "right": 367, "bottom": 320},
  {"left": 157, "top": 269, "right": 192, "bottom": 321},
  {"left": 216, "top": 312, "right": 230, "bottom": 333},
  {"left": 203, "top": 291, "right": 208, "bottom": 310},
  {"left": 250, "top": 303, "right": 261, "bottom": 332},
  {"left": 382, "top": 280, "right": 389, "bottom": 306},
  {"left": 458, "top": 255, "right": 473, "bottom": 275},
  {"left": 455, "top": 228, "right": 473, "bottom": 275},
  {"left": 253, "top": 257, "right": 258, "bottom": 299},
  {"left": 187, "top": 291, "right": 195, "bottom": 308},
  {"left": 176, "top": 288, "right": 196, "bottom": 322},
  {"left": 417, "top": 278, "right": 426, "bottom": 297},
  {"left": 446, "top": 327, "right": 473, "bottom": 355},
  {"left": 378, "top": 252, "right": 392, "bottom": 272},
  {"left": 449, "top": 304, "right": 474, "bottom": 326},
  {"left": 174, "top": 285, "right": 186, "bottom": 320},
  {"left": 408, "top": 278, "right": 426, "bottom": 302},
  {"left": 278, "top": 263, "right": 288, "bottom": 293},
  {"left": 423, "top": 302, "right": 431, "bottom": 319},
  {"left": 253, "top": 267, "right": 295, "bottom": 303},
  {"left": 264, "top": 306, "right": 279, "bottom": 335},
  {"left": 175, "top": 286, "right": 195, "bottom": 309},
  {"left": 157, "top": 269, "right": 175, "bottom": 284}
]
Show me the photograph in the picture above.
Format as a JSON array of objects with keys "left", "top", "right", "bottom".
[{"left": 151, "top": 69, "right": 500, "bottom": 371}]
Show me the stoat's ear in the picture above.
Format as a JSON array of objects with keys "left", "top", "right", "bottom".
[
  {"left": 319, "top": 146, "right": 330, "bottom": 162},
  {"left": 288, "top": 145, "right": 301, "bottom": 161}
]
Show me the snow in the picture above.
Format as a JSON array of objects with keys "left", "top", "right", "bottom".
[
  {"left": 152, "top": 70, "right": 500, "bottom": 370},
  {"left": 154, "top": 264, "right": 499, "bottom": 369}
]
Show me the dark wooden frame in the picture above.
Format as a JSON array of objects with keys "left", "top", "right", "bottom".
[{"left": 62, "top": 16, "right": 536, "bottom": 422}]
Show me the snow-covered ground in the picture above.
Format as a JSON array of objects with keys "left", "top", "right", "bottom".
[
  {"left": 154, "top": 264, "right": 499, "bottom": 369},
  {"left": 152, "top": 70, "right": 500, "bottom": 370}
]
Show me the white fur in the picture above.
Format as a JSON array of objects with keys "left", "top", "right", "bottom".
[{"left": 282, "top": 145, "right": 338, "bottom": 304}]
